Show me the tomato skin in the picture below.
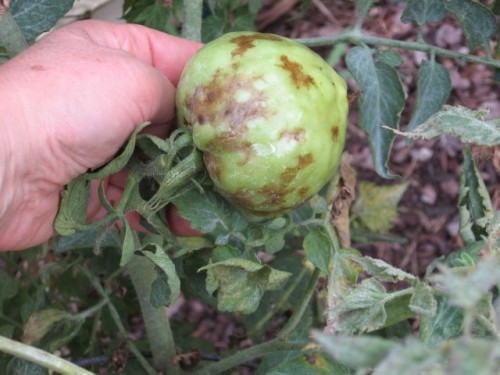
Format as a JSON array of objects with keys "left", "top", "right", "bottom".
[{"left": 176, "top": 32, "right": 348, "bottom": 216}]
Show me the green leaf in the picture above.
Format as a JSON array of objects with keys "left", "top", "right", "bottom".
[
  {"left": 249, "top": 0, "right": 264, "bottom": 14},
  {"left": 409, "top": 284, "right": 437, "bottom": 317},
  {"left": 431, "top": 258, "right": 500, "bottom": 310},
  {"left": 401, "top": 0, "right": 447, "bottom": 25},
  {"left": 313, "top": 332, "right": 396, "bottom": 369},
  {"left": 7, "top": 358, "right": 47, "bottom": 375},
  {"left": 406, "top": 60, "right": 452, "bottom": 133},
  {"left": 21, "top": 309, "right": 84, "bottom": 353},
  {"left": 53, "top": 228, "right": 120, "bottom": 253},
  {"left": 445, "top": 0, "right": 498, "bottom": 52},
  {"left": 303, "top": 228, "right": 333, "bottom": 273},
  {"left": 375, "top": 49, "right": 404, "bottom": 67},
  {"left": 394, "top": 106, "right": 500, "bottom": 146},
  {"left": 150, "top": 271, "right": 171, "bottom": 308},
  {"left": 138, "top": 244, "right": 181, "bottom": 305},
  {"left": 459, "top": 148, "right": 494, "bottom": 243},
  {"left": 120, "top": 220, "right": 136, "bottom": 267},
  {"left": 202, "top": 14, "right": 227, "bottom": 43},
  {"left": 420, "top": 296, "right": 464, "bottom": 347},
  {"left": 333, "top": 278, "right": 388, "bottom": 333},
  {"left": 372, "top": 338, "right": 441, "bottom": 375},
  {"left": 266, "top": 353, "right": 351, "bottom": 375},
  {"left": 131, "top": 2, "right": 170, "bottom": 32},
  {"left": 172, "top": 187, "right": 248, "bottom": 236},
  {"left": 53, "top": 178, "right": 90, "bottom": 236},
  {"left": 352, "top": 181, "right": 410, "bottom": 233},
  {"left": 346, "top": 47, "right": 406, "bottom": 178},
  {"left": 347, "top": 255, "right": 416, "bottom": 283},
  {"left": 10, "top": 0, "right": 74, "bottom": 42},
  {"left": 0, "top": 270, "right": 19, "bottom": 312},
  {"left": 199, "top": 249, "right": 291, "bottom": 313}
]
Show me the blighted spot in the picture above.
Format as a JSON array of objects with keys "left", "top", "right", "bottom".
[
  {"left": 187, "top": 70, "right": 271, "bottom": 153},
  {"left": 279, "top": 128, "right": 306, "bottom": 142},
  {"left": 331, "top": 126, "right": 339, "bottom": 142},
  {"left": 230, "top": 33, "right": 284, "bottom": 58},
  {"left": 278, "top": 55, "right": 315, "bottom": 89},
  {"left": 298, "top": 186, "right": 309, "bottom": 197},
  {"left": 203, "top": 153, "right": 222, "bottom": 182},
  {"left": 280, "top": 153, "right": 314, "bottom": 184}
]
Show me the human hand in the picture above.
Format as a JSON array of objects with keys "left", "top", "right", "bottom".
[{"left": 0, "top": 20, "right": 202, "bottom": 251}]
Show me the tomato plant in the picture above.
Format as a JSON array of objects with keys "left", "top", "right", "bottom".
[{"left": 0, "top": 1, "right": 499, "bottom": 374}]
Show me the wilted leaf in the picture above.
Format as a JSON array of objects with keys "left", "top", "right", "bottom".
[
  {"left": 406, "top": 60, "right": 452, "bottom": 134},
  {"left": 459, "top": 148, "right": 494, "bottom": 244},
  {"left": 21, "top": 309, "right": 84, "bottom": 353},
  {"left": 445, "top": 0, "right": 498, "bottom": 52},
  {"left": 10, "top": 0, "right": 74, "bottom": 42},
  {"left": 393, "top": 106, "right": 500, "bottom": 146},
  {"left": 53, "top": 178, "right": 90, "bottom": 236},
  {"left": 346, "top": 46, "right": 406, "bottom": 178},
  {"left": 420, "top": 296, "right": 464, "bottom": 347},
  {"left": 401, "top": 0, "right": 447, "bottom": 25},
  {"left": 352, "top": 181, "right": 410, "bottom": 233},
  {"left": 199, "top": 250, "right": 291, "bottom": 314},
  {"left": 313, "top": 332, "right": 396, "bottom": 370},
  {"left": 303, "top": 228, "right": 333, "bottom": 274}
]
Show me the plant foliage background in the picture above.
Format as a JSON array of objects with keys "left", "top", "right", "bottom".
[{"left": 0, "top": 0, "right": 499, "bottom": 374}]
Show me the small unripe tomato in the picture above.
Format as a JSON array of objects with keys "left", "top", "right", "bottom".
[{"left": 176, "top": 32, "right": 348, "bottom": 216}]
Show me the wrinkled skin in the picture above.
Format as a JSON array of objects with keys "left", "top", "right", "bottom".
[{"left": 176, "top": 32, "right": 348, "bottom": 215}]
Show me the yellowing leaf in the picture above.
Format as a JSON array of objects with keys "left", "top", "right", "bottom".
[{"left": 352, "top": 181, "right": 410, "bottom": 233}]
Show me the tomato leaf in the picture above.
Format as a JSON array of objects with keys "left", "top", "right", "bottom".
[
  {"left": 419, "top": 296, "right": 464, "bottom": 347},
  {"left": 445, "top": 0, "right": 498, "bottom": 53},
  {"left": 10, "top": 0, "right": 74, "bottom": 42},
  {"left": 172, "top": 187, "right": 248, "bottom": 236},
  {"left": 347, "top": 255, "right": 416, "bottom": 283},
  {"left": 459, "top": 147, "right": 494, "bottom": 243},
  {"left": 409, "top": 284, "right": 437, "bottom": 317},
  {"left": 54, "top": 178, "right": 90, "bottom": 236},
  {"left": 401, "top": 0, "right": 447, "bottom": 25},
  {"left": 406, "top": 60, "right": 451, "bottom": 134},
  {"left": 394, "top": 106, "right": 500, "bottom": 146},
  {"left": 346, "top": 46, "right": 406, "bottom": 178},
  {"left": 138, "top": 244, "right": 181, "bottom": 306},
  {"left": 303, "top": 228, "right": 333, "bottom": 274},
  {"left": 199, "top": 247, "right": 291, "bottom": 313}
]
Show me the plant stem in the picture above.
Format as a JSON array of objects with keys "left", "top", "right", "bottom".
[
  {"left": 0, "top": 6, "right": 28, "bottom": 56},
  {"left": 279, "top": 267, "right": 321, "bottom": 339},
  {"left": 0, "top": 335, "right": 95, "bottom": 375},
  {"left": 80, "top": 266, "right": 157, "bottom": 375},
  {"left": 182, "top": 0, "right": 203, "bottom": 42},
  {"left": 127, "top": 254, "right": 180, "bottom": 374},
  {"left": 191, "top": 339, "right": 306, "bottom": 375},
  {"left": 74, "top": 299, "right": 108, "bottom": 320},
  {"left": 297, "top": 31, "right": 500, "bottom": 69}
]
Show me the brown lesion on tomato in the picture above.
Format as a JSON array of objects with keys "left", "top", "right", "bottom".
[
  {"left": 298, "top": 186, "right": 309, "bottom": 197},
  {"left": 279, "top": 128, "right": 306, "bottom": 142},
  {"left": 203, "top": 153, "right": 223, "bottom": 182},
  {"left": 187, "top": 70, "right": 271, "bottom": 154},
  {"left": 331, "top": 126, "right": 340, "bottom": 142},
  {"left": 230, "top": 33, "right": 284, "bottom": 58},
  {"left": 280, "top": 153, "right": 314, "bottom": 184},
  {"left": 278, "top": 55, "right": 315, "bottom": 89}
]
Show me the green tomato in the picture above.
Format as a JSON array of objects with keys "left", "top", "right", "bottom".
[{"left": 176, "top": 32, "right": 348, "bottom": 216}]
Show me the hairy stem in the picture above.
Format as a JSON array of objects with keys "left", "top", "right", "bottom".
[
  {"left": 182, "top": 0, "right": 203, "bottom": 42},
  {"left": 297, "top": 31, "right": 500, "bottom": 69},
  {"left": 0, "top": 335, "right": 95, "bottom": 375},
  {"left": 0, "top": 6, "right": 28, "bottom": 56},
  {"left": 127, "top": 255, "right": 181, "bottom": 374}
]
